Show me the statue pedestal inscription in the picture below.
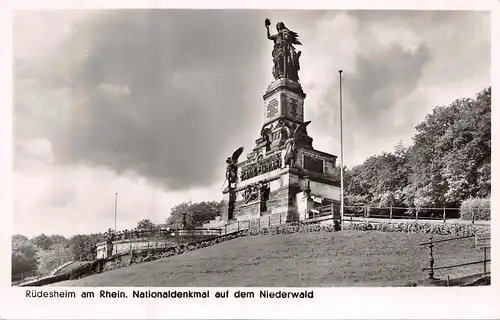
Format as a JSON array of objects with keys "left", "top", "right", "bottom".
[{"left": 263, "top": 79, "right": 305, "bottom": 126}]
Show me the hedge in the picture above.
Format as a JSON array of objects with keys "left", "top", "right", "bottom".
[
  {"left": 242, "top": 220, "right": 489, "bottom": 237},
  {"left": 342, "top": 221, "right": 488, "bottom": 236},
  {"left": 460, "top": 198, "right": 490, "bottom": 221}
]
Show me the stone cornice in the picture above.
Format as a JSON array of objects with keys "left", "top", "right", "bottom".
[
  {"left": 263, "top": 79, "right": 306, "bottom": 100},
  {"left": 298, "top": 147, "right": 337, "bottom": 161},
  {"left": 289, "top": 167, "right": 340, "bottom": 187}
]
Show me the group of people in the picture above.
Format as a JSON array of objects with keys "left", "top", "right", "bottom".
[
  {"left": 103, "top": 226, "right": 221, "bottom": 242},
  {"left": 103, "top": 227, "right": 176, "bottom": 241}
]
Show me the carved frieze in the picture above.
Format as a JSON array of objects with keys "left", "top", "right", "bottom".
[{"left": 241, "top": 153, "right": 282, "bottom": 181}]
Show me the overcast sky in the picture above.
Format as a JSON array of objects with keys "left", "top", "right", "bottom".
[{"left": 13, "top": 10, "right": 490, "bottom": 237}]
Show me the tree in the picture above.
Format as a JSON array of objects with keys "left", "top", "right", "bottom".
[
  {"left": 67, "top": 233, "right": 104, "bottom": 261},
  {"left": 12, "top": 234, "right": 38, "bottom": 277},
  {"left": 166, "top": 201, "right": 223, "bottom": 229},
  {"left": 343, "top": 144, "right": 410, "bottom": 207},
  {"left": 343, "top": 87, "right": 490, "bottom": 209},
  {"left": 36, "top": 243, "right": 73, "bottom": 275},
  {"left": 137, "top": 218, "right": 156, "bottom": 230},
  {"left": 47, "top": 234, "right": 67, "bottom": 246},
  {"left": 31, "top": 234, "right": 52, "bottom": 250},
  {"left": 407, "top": 88, "right": 491, "bottom": 207}
]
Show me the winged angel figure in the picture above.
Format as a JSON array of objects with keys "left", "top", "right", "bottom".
[
  {"left": 224, "top": 147, "right": 244, "bottom": 188},
  {"left": 284, "top": 121, "right": 311, "bottom": 167},
  {"left": 265, "top": 19, "right": 302, "bottom": 82}
]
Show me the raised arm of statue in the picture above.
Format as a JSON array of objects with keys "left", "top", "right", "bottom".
[{"left": 265, "top": 18, "right": 275, "bottom": 41}]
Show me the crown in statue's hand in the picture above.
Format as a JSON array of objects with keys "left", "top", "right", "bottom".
[{"left": 265, "top": 18, "right": 271, "bottom": 27}]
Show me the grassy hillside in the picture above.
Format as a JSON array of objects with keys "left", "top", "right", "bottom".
[{"left": 51, "top": 231, "right": 486, "bottom": 287}]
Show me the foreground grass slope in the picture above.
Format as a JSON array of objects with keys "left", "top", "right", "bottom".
[{"left": 52, "top": 231, "right": 486, "bottom": 287}]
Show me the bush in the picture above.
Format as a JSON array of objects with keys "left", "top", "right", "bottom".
[{"left": 460, "top": 198, "right": 490, "bottom": 221}]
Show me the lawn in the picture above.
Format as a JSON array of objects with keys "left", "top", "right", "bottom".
[{"left": 51, "top": 231, "right": 487, "bottom": 287}]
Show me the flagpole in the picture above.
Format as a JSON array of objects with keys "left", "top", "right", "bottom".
[
  {"left": 114, "top": 192, "right": 118, "bottom": 231},
  {"left": 339, "top": 70, "right": 344, "bottom": 231}
]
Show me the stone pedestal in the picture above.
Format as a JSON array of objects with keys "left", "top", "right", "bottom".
[
  {"left": 210, "top": 78, "right": 341, "bottom": 228},
  {"left": 263, "top": 79, "right": 306, "bottom": 126},
  {"left": 297, "top": 191, "right": 314, "bottom": 221},
  {"left": 238, "top": 201, "right": 262, "bottom": 220}
]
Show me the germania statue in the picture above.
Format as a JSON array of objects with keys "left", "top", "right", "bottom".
[{"left": 265, "top": 18, "right": 302, "bottom": 82}]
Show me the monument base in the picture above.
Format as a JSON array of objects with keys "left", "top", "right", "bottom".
[{"left": 206, "top": 78, "right": 341, "bottom": 229}]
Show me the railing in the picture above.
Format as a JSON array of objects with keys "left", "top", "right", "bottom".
[
  {"left": 105, "top": 228, "right": 223, "bottom": 242},
  {"left": 215, "top": 204, "right": 488, "bottom": 236},
  {"left": 221, "top": 212, "right": 290, "bottom": 234},
  {"left": 301, "top": 205, "right": 490, "bottom": 225},
  {"left": 344, "top": 205, "right": 463, "bottom": 221},
  {"left": 99, "top": 228, "right": 224, "bottom": 258},
  {"left": 419, "top": 233, "right": 491, "bottom": 285},
  {"left": 304, "top": 204, "right": 340, "bottom": 220}
]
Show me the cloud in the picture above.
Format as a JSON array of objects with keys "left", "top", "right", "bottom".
[
  {"left": 15, "top": 10, "right": 268, "bottom": 191},
  {"left": 294, "top": 10, "right": 490, "bottom": 165},
  {"left": 14, "top": 138, "right": 222, "bottom": 237},
  {"left": 97, "top": 83, "right": 130, "bottom": 97}
]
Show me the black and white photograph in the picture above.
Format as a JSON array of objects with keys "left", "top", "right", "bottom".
[{"left": 9, "top": 6, "right": 492, "bottom": 293}]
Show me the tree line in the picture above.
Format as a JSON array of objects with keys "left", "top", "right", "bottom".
[
  {"left": 340, "top": 87, "right": 491, "bottom": 211},
  {"left": 12, "top": 201, "right": 223, "bottom": 278},
  {"left": 12, "top": 233, "right": 105, "bottom": 279}
]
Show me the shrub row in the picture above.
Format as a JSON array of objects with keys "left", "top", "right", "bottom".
[
  {"left": 241, "top": 220, "right": 489, "bottom": 237},
  {"left": 342, "top": 221, "right": 488, "bottom": 236},
  {"left": 242, "top": 222, "right": 335, "bottom": 236},
  {"left": 460, "top": 198, "right": 490, "bottom": 221}
]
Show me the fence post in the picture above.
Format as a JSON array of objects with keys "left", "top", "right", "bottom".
[
  {"left": 390, "top": 206, "right": 393, "bottom": 221},
  {"left": 258, "top": 218, "right": 261, "bottom": 229},
  {"left": 443, "top": 207, "right": 446, "bottom": 223},
  {"left": 224, "top": 224, "right": 227, "bottom": 235},
  {"left": 268, "top": 215, "right": 271, "bottom": 227},
  {"left": 237, "top": 221, "right": 240, "bottom": 231},
  {"left": 483, "top": 247, "right": 487, "bottom": 274},
  {"left": 416, "top": 209, "right": 419, "bottom": 222},
  {"left": 427, "top": 236, "right": 435, "bottom": 279}
]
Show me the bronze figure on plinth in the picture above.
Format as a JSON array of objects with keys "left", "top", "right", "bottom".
[
  {"left": 284, "top": 121, "right": 311, "bottom": 167},
  {"left": 225, "top": 146, "right": 244, "bottom": 189},
  {"left": 265, "top": 18, "right": 302, "bottom": 82},
  {"left": 225, "top": 147, "right": 244, "bottom": 220}
]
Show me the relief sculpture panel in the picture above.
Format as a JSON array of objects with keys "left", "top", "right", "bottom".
[{"left": 241, "top": 153, "right": 282, "bottom": 181}]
